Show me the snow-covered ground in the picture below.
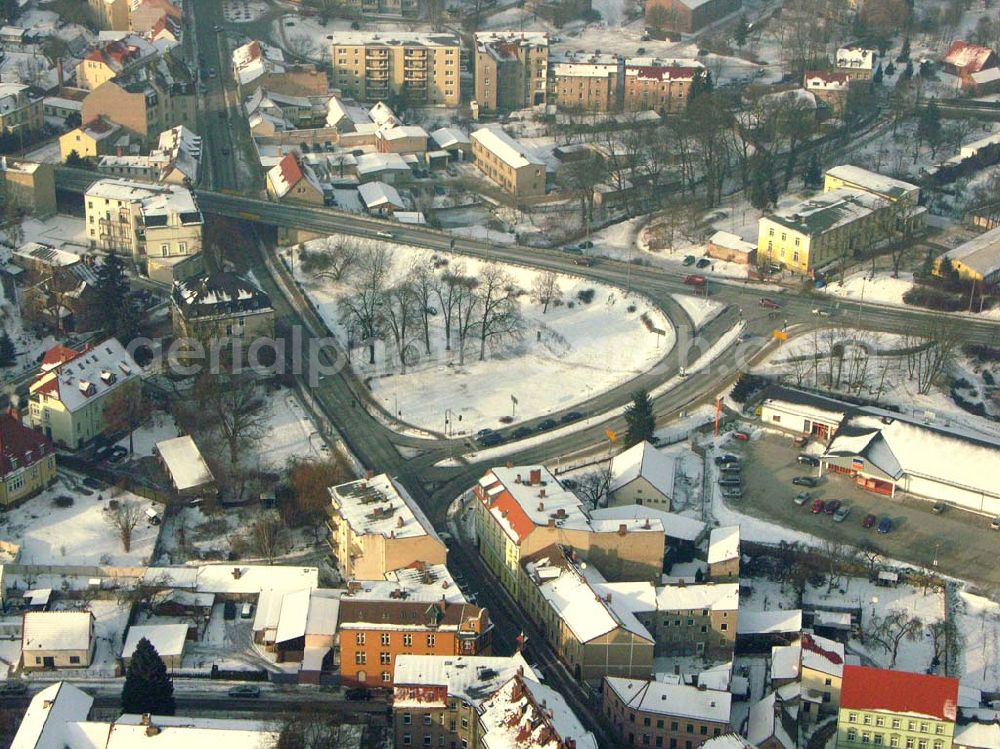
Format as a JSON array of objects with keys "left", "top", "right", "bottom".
[
  {"left": 0, "top": 475, "right": 160, "bottom": 566},
  {"left": 671, "top": 293, "right": 726, "bottom": 329},
  {"left": 115, "top": 411, "right": 181, "bottom": 458},
  {"left": 223, "top": 0, "right": 268, "bottom": 23},
  {"left": 955, "top": 590, "right": 1000, "bottom": 693},
  {"left": 261, "top": 387, "right": 332, "bottom": 470},
  {"left": 285, "top": 237, "right": 672, "bottom": 432}
]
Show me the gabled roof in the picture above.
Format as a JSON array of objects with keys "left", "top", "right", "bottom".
[
  {"left": 471, "top": 126, "right": 543, "bottom": 169},
  {"left": 121, "top": 623, "right": 188, "bottom": 659},
  {"left": 707, "top": 525, "right": 739, "bottom": 565},
  {"left": 605, "top": 677, "right": 732, "bottom": 722},
  {"left": 0, "top": 414, "right": 53, "bottom": 477},
  {"left": 609, "top": 440, "right": 675, "bottom": 499},
  {"left": 478, "top": 674, "right": 597, "bottom": 749},
  {"left": 22, "top": 611, "right": 92, "bottom": 652},
  {"left": 11, "top": 682, "right": 93, "bottom": 749},
  {"left": 358, "top": 181, "right": 404, "bottom": 210},
  {"left": 942, "top": 41, "right": 996, "bottom": 73},
  {"left": 172, "top": 272, "right": 271, "bottom": 318},
  {"left": 29, "top": 338, "right": 141, "bottom": 414},
  {"left": 840, "top": 665, "right": 958, "bottom": 721}
]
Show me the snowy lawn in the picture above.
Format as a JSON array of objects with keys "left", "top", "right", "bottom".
[
  {"left": 115, "top": 411, "right": 180, "bottom": 458},
  {"left": 955, "top": 590, "right": 1000, "bottom": 693},
  {"left": 0, "top": 476, "right": 160, "bottom": 566},
  {"left": 260, "top": 387, "right": 332, "bottom": 470},
  {"left": 285, "top": 238, "right": 672, "bottom": 432},
  {"left": 671, "top": 293, "right": 726, "bottom": 329}
]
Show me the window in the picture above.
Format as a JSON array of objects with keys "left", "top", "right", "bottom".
[
  {"left": 403, "top": 714, "right": 412, "bottom": 725},
  {"left": 905, "top": 738, "right": 914, "bottom": 749},
  {"left": 892, "top": 720, "right": 901, "bottom": 730},
  {"left": 720, "top": 623, "right": 728, "bottom": 631},
  {"left": 908, "top": 722, "right": 916, "bottom": 732},
  {"left": 656, "top": 721, "right": 664, "bottom": 729},
  {"left": 382, "top": 633, "right": 391, "bottom": 646},
  {"left": 874, "top": 735, "right": 883, "bottom": 746},
  {"left": 69, "top": 656, "right": 80, "bottom": 664},
  {"left": 461, "top": 717, "right": 468, "bottom": 729},
  {"left": 404, "top": 634, "right": 413, "bottom": 646},
  {"left": 670, "top": 722, "right": 678, "bottom": 731},
  {"left": 889, "top": 735, "right": 899, "bottom": 748},
  {"left": 382, "top": 672, "right": 391, "bottom": 682},
  {"left": 686, "top": 724, "right": 693, "bottom": 734},
  {"left": 825, "top": 678, "right": 833, "bottom": 687},
  {"left": 356, "top": 633, "right": 366, "bottom": 645},
  {"left": 381, "top": 652, "right": 391, "bottom": 665},
  {"left": 864, "top": 715, "right": 872, "bottom": 726},
  {"left": 403, "top": 735, "right": 411, "bottom": 746},
  {"left": 423, "top": 737, "right": 432, "bottom": 747},
  {"left": 920, "top": 724, "right": 929, "bottom": 734},
  {"left": 644, "top": 718, "right": 651, "bottom": 727},
  {"left": 934, "top": 726, "right": 944, "bottom": 736},
  {"left": 355, "top": 652, "right": 366, "bottom": 665},
  {"left": 699, "top": 726, "right": 707, "bottom": 735},
  {"left": 848, "top": 730, "right": 857, "bottom": 742},
  {"left": 917, "top": 742, "right": 927, "bottom": 749},
  {"left": 876, "top": 717, "right": 885, "bottom": 727},
  {"left": 427, "top": 634, "right": 436, "bottom": 647},
  {"left": 423, "top": 715, "right": 432, "bottom": 726}
]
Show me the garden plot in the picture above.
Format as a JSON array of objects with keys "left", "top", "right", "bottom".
[
  {"left": 0, "top": 476, "right": 159, "bottom": 566},
  {"left": 955, "top": 590, "right": 1000, "bottom": 693},
  {"left": 284, "top": 238, "right": 672, "bottom": 432}
]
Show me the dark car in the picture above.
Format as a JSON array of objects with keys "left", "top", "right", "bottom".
[
  {"left": 560, "top": 411, "right": 583, "bottom": 423},
  {"left": 721, "top": 485, "right": 743, "bottom": 499},
  {"left": 562, "top": 246, "right": 583, "bottom": 255},
  {"left": 476, "top": 428, "right": 495, "bottom": 439},
  {"left": 224, "top": 601, "right": 237, "bottom": 620},
  {"left": 434, "top": 184, "right": 447, "bottom": 195},
  {"left": 560, "top": 478, "right": 578, "bottom": 489},
  {"left": 823, "top": 499, "right": 842, "bottom": 515},
  {"left": 479, "top": 432, "right": 503, "bottom": 447},
  {"left": 537, "top": 419, "right": 558, "bottom": 432},
  {"left": 797, "top": 455, "right": 820, "bottom": 467},
  {"left": 714, "top": 454, "right": 738, "bottom": 466},
  {"left": 107, "top": 446, "right": 128, "bottom": 464},
  {"left": 792, "top": 476, "right": 818, "bottom": 488},
  {"left": 93, "top": 446, "right": 114, "bottom": 463},
  {"left": 83, "top": 477, "right": 105, "bottom": 491},
  {"left": 877, "top": 517, "right": 892, "bottom": 534},
  {"left": 345, "top": 687, "right": 371, "bottom": 701},
  {"left": 759, "top": 297, "right": 780, "bottom": 309},
  {"left": 862, "top": 513, "right": 877, "bottom": 529},
  {"left": 719, "top": 475, "right": 742, "bottom": 487},
  {"left": 932, "top": 502, "right": 946, "bottom": 514},
  {"left": 513, "top": 426, "right": 533, "bottom": 439},
  {"left": 696, "top": 257, "right": 711, "bottom": 269},
  {"left": 0, "top": 680, "right": 27, "bottom": 696},
  {"left": 578, "top": 240, "right": 594, "bottom": 249},
  {"left": 682, "top": 255, "right": 696, "bottom": 266},
  {"left": 228, "top": 685, "right": 260, "bottom": 698}
]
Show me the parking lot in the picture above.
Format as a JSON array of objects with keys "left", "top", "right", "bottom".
[{"left": 732, "top": 431, "right": 1000, "bottom": 587}]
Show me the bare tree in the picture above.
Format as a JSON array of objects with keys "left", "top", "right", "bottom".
[
  {"left": 301, "top": 239, "right": 360, "bottom": 281},
  {"left": 821, "top": 539, "right": 852, "bottom": 593},
  {"left": 913, "top": 317, "right": 963, "bottom": 394},
  {"left": 194, "top": 373, "right": 271, "bottom": 476},
  {"left": 476, "top": 264, "right": 524, "bottom": 361},
  {"left": 273, "top": 706, "right": 355, "bottom": 749},
  {"left": 531, "top": 271, "right": 562, "bottom": 314},
  {"left": 104, "top": 385, "right": 151, "bottom": 457},
  {"left": 436, "top": 266, "right": 466, "bottom": 351},
  {"left": 869, "top": 608, "right": 924, "bottom": 668},
  {"left": 104, "top": 500, "right": 144, "bottom": 553},
  {"left": 338, "top": 246, "right": 389, "bottom": 364},
  {"left": 573, "top": 465, "right": 613, "bottom": 508},
  {"left": 858, "top": 542, "right": 883, "bottom": 580},
  {"left": 454, "top": 274, "right": 481, "bottom": 366},
  {"left": 246, "top": 511, "right": 285, "bottom": 565},
  {"left": 408, "top": 264, "right": 437, "bottom": 356},
  {"left": 926, "top": 618, "right": 961, "bottom": 673},
  {"left": 380, "top": 281, "right": 419, "bottom": 371}
]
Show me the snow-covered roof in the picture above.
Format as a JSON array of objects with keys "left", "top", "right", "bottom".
[
  {"left": 13, "top": 242, "right": 79, "bottom": 268},
  {"left": 707, "top": 526, "right": 739, "bottom": 565},
  {"left": 156, "top": 435, "right": 214, "bottom": 492},
  {"left": 605, "top": 677, "right": 732, "bottom": 722},
  {"left": 550, "top": 51, "right": 620, "bottom": 77},
  {"left": 804, "top": 70, "right": 850, "bottom": 90},
  {"left": 121, "top": 623, "right": 187, "bottom": 659},
  {"left": 231, "top": 39, "right": 285, "bottom": 86},
  {"left": 825, "top": 164, "right": 918, "bottom": 201},
  {"left": 474, "top": 30, "right": 548, "bottom": 58},
  {"left": 358, "top": 180, "right": 404, "bottom": 210},
  {"left": 331, "top": 31, "right": 460, "bottom": 48},
  {"left": 267, "top": 153, "right": 317, "bottom": 199},
  {"left": 86, "top": 179, "right": 201, "bottom": 220},
  {"left": 478, "top": 466, "right": 591, "bottom": 542},
  {"left": 771, "top": 643, "right": 800, "bottom": 681},
  {"left": 699, "top": 735, "right": 755, "bottom": 749},
  {"left": 22, "top": 611, "right": 92, "bottom": 652},
  {"left": 941, "top": 226, "right": 1000, "bottom": 280},
  {"left": 145, "top": 565, "right": 319, "bottom": 594},
  {"left": 330, "top": 474, "right": 441, "bottom": 542},
  {"left": 709, "top": 230, "right": 755, "bottom": 254},
  {"left": 836, "top": 46, "right": 876, "bottom": 70},
  {"left": 30, "top": 338, "right": 141, "bottom": 415},
  {"left": 343, "top": 563, "right": 466, "bottom": 604},
  {"left": 11, "top": 682, "right": 93, "bottom": 749},
  {"left": 379, "top": 124, "right": 428, "bottom": 142},
  {"left": 76, "top": 715, "right": 278, "bottom": 749},
  {"left": 471, "top": 126, "right": 543, "bottom": 170},
  {"left": 737, "top": 609, "right": 802, "bottom": 635},
  {"left": 624, "top": 57, "right": 703, "bottom": 81},
  {"left": 955, "top": 719, "right": 1000, "bottom": 749},
  {"left": 590, "top": 505, "right": 705, "bottom": 542},
  {"left": 430, "top": 126, "right": 469, "bottom": 150},
  {"left": 172, "top": 272, "right": 271, "bottom": 318},
  {"left": 395, "top": 211, "right": 426, "bottom": 225},
  {"left": 393, "top": 654, "right": 534, "bottom": 708},
  {"left": 800, "top": 633, "right": 845, "bottom": 678},
  {"left": 763, "top": 187, "right": 881, "bottom": 237},
  {"left": 609, "top": 440, "right": 676, "bottom": 499},
  {"left": 747, "top": 686, "right": 798, "bottom": 749},
  {"left": 355, "top": 151, "right": 410, "bottom": 176},
  {"left": 151, "top": 124, "right": 201, "bottom": 183},
  {"left": 942, "top": 41, "right": 996, "bottom": 73},
  {"left": 478, "top": 675, "right": 597, "bottom": 749},
  {"left": 656, "top": 583, "right": 739, "bottom": 612}
]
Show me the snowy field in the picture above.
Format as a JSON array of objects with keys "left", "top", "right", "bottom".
[
  {"left": 671, "top": 293, "right": 726, "bottom": 329},
  {"left": 955, "top": 590, "right": 1000, "bottom": 693},
  {"left": 261, "top": 387, "right": 333, "bottom": 469},
  {"left": 285, "top": 237, "right": 673, "bottom": 432},
  {"left": 0, "top": 475, "right": 160, "bottom": 566}
]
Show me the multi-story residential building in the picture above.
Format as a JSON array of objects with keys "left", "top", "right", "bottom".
[
  {"left": 97, "top": 124, "right": 201, "bottom": 185},
  {"left": 232, "top": 40, "right": 327, "bottom": 96},
  {"left": 473, "top": 31, "right": 549, "bottom": 113},
  {"left": 521, "top": 545, "right": 655, "bottom": 682},
  {"left": 471, "top": 126, "right": 546, "bottom": 200},
  {"left": 0, "top": 84, "right": 44, "bottom": 134},
  {"left": 473, "top": 465, "right": 665, "bottom": 600},
  {"left": 756, "top": 188, "right": 888, "bottom": 275},
  {"left": 28, "top": 338, "right": 142, "bottom": 448},
  {"left": 0, "top": 158, "right": 55, "bottom": 217},
  {"left": 623, "top": 58, "right": 702, "bottom": 112},
  {"left": 603, "top": 677, "right": 733, "bottom": 749},
  {"left": 84, "top": 179, "right": 204, "bottom": 279},
  {"left": 337, "top": 598, "right": 492, "bottom": 687},
  {"left": 706, "top": 526, "right": 739, "bottom": 582},
  {"left": 130, "top": 0, "right": 183, "bottom": 36},
  {"left": 88, "top": 0, "right": 131, "bottom": 30},
  {"left": 478, "top": 672, "right": 599, "bottom": 749},
  {"left": 771, "top": 634, "right": 845, "bottom": 723},
  {"left": 59, "top": 117, "right": 125, "bottom": 162},
  {"left": 392, "top": 654, "right": 533, "bottom": 749},
  {"left": 0, "top": 412, "right": 56, "bottom": 507},
  {"left": 329, "top": 32, "right": 461, "bottom": 107},
  {"left": 644, "top": 0, "right": 741, "bottom": 33},
  {"left": 550, "top": 51, "right": 621, "bottom": 112},
  {"left": 823, "top": 165, "right": 921, "bottom": 205},
  {"left": 835, "top": 46, "right": 876, "bottom": 80},
  {"left": 171, "top": 272, "right": 274, "bottom": 358},
  {"left": 836, "top": 666, "right": 959, "bottom": 749},
  {"left": 608, "top": 439, "right": 675, "bottom": 509},
  {"left": 76, "top": 36, "right": 158, "bottom": 91},
  {"left": 327, "top": 473, "right": 447, "bottom": 580},
  {"left": 343, "top": 0, "right": 419, "bottom": 17},
  {"left": 646, "top": 583, "right": 739, "bottom": 658}
]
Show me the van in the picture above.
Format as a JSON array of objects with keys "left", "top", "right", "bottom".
[{"left": 240, "top": 603, "right": 254, "bottom": 619}]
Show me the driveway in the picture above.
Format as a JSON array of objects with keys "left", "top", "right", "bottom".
[{"left": 732, "top": 432, "right": 1000, "bottom": 587}]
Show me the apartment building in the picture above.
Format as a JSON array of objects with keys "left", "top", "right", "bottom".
[
  {"left": 171, "top": 272, "right": 274, "bottom": 355},
  {"left": 84, "top": 178, "right": 203, "bottom": 280},
  {"left": 623, "top": 58, "right": 702, "bottom": 112},
  {"left": 329, "top": 32, "right": 461, "bottom": 107},
  {"left": 706, "top": 526, "right": 739, "bottom": 582},
  {"left": 130, "top": 0, "right": 183, "bottom": 36},
  {"left": 836, "top": 666, "right": 958, "bottom": 749},
  {"left": 0, "top": 158, "right": 55, "bottom": 217},
  {"left": 0, "top": 413, "right": 56, "bottom": 508},
  {"left": 471, "top": 126, "right": 546, "bottom": 199},
  {"left": 77, "top": 36, "right": 158, "bottom": 91},
  {"left": 520, "top": 545, "right": 655, "bottom": 682},
  {"left": 473, "top": 31, "right": 549, "bottom": 113},
  {"left": 646, "top": 583, "right": 740, "bottom": 659},
  {"left": 28, "top": 338, "right": 142, "bottom": 449},
  {"left": 88, "top": 0, "right": 131, "bottom": 30},
  {"left": 643, "top": 0, "right": 742, "bottom": 33},
  {"left": 0, "top": 84, "right": 44, "bottom": 134},
  {"left": 97, "top": 124, "right": 201, "bottom": 185},
  {"left": 771, "top": 634, "right": 845, "bottom": 722},
  {"left": 603, "top": 677, "right": 733, "bottom": 749},
  {"left": 391, "top": 654, "right": 533, "bottom": 749},
  {"left": 550, "top": 51, "right": 621, "bottom": 112},
  {"left": 473, "top": 465, "right": 665, "bottom": 600},
  {"left": 337, "top": 598, "right": 492, "bottom": 687},
  {"left": 327, "top": 473, "right": 447, "bottom": 580}
]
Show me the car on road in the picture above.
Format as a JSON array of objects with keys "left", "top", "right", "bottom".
[
  {"left": 574, "top": 257, "right": 594, "bottom": 267},
  {"left": 578, "top": 240, "right": 594, "bottom": 249},
  {"left": 797, "top": 455, "right": 820, "bottom": 466},
  {"left": 810, "top": 498, "right": 825, "bottom": 514},
  {"left": 731, "top": 431, "right": 750, "bottom": 441},
  {"left": 434, "top": 184, "right": 447, "bottom": 195},
  {"left": 932, "top": 502, "right": 946, "bottom": 514},
  {"left": 376, "top": 231, "right": 394, "bottom": 239},
  {"left": 228, "top": 685, "right": 260, "bottom": 698},
  {"left": 793, "top": 492, "right": 811, "bottom": 506},
  {"left": 714, "top": 454, "right": 739, "bottom": 466},
  {"left": 992, "top": 517, "right": 1000, "bottom": 531},
  {"left": 877, "top": 517, "right": 892, "bottom": 534},
  {"left": 107, "top": 446, "right": 128, "bottom": 464},
  {"left": 682, "top": 255, "right": 696, "bottom": 266},
  {"left": 0, "top": 680, "right": 27, "bottom": 696},
  {"left": 684, "top": 274, "right": 707, "bottom": 287},
  {"left": 823, "top": 499, "right": 842, "bottom": 515},
  {"left": 862, "top": 513, "right": 877, "bottom": 529},
  {"left": 696, "top": 257, "right": 711, "bottom": 269},
  {"left": 513, "top": 426, "right": 533, "bottom": 439},
  {"left": 811, "top": 308, "right": 830, "bottom": 317},
  {"left": 476, "top": 428, "right": 494, "bottom": 439},
  {"left": 345, "top": 687, "right": 371, "bottom": 701},
  {"left": 437, "top": 531, "right": 454, "bottom": 546},
  {"left": 792, "top": 476, "right": 818, "bottom": 488},
  {"left": 759, "top": 297, "right": 780, "bottom": 309},
  {"left": 560, "top": 478, "right": 578, "bottom": 489},
  {"left": 721, "top": 485, "right": 743, "bottom": 499},
  {"left": 560, "top": 411, "right": 582, "bottom": 423},
  {"left": 478, "top": 432, "right": 503, "bottom": 447},
  {"left": 562, "top": 246, "right": 583, "bottom": 255},
  {"left": 792, "top": 435, "right": 809, "bottom": 447},
  {"left": 537, "top": 419, "right": 558, "bottom": 432},
  {"left": 208, "top": 68, "right": 217, "bottom": 78},
  {"left": 833, "top": 505, "right": 851, "bottom": 523}
]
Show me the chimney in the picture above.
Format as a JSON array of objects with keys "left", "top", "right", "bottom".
[
  {"left": 145, "top": 726, "right": 161, "bottom": 737},
  {"left": 140, "top": 714, "right": 151, "bottom": 726},
  {"left": 537, "top": 501, "right": 544, "bottom": 511},
  {"left": 56, "top": 58, "right": 64, "bottom": 91},
  {"left": 365, "top": 469, "right": 374, "bottom": 479},
  {"left": 231, "top": 568, "right": 242, "bottom": 580},
  {"left": 515, "top": 473, "right": 522, "bottom": 484},
  {"left": 547, "top": 518, "right": 555, "bottom": 528},
  {"left": 604, "top": 592, "right": 612, "bottom": 604},
  {"left": 347, "top": 581, "right": 361, "bottom": 594},
  {"left": 515, "top": 631, "right": 526, "bottom": 652},
  {"left": 396, "top": 515, "right": 404, "bottom": 528},
  {"left": 643, "top": 518, "right": 651, "bottom": 530},
  {"left": 618, "top": 523, "right": 628, "bottom": 536},
  {"left": 529, "top": 468, "right": 542, "bottom": 485},
  {"left": 539, "top": 488, "right": 546, "bottom": 498}
]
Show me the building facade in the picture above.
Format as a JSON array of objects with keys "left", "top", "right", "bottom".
[
  {"left": 21, "top": 611, "right": 95, "bottom": 670},
  {"left": 0, "top": 413, "right": 56, "bottom": 507},
  {"left": 0, "top": 159, "right": 55, "bottom": 217},
  {"left": 171, "top": 272, "right": 275, "bottom": 357},
  {"left": 550, "top": 52, "right": 621, "bottom": 112},
  {"left": 473, "top": 31, "right": 549, "bottom": 113},
  {"left": 0, "top": 84, "right": 44, "bottom": 134},
  {"left": 644, "top": 0, "right": 742, "bottom": 34},
  {"left": 471, "top": 126, "right": 546, "bottom": 200},
  {"left": 88, "top": 0, "right": 131, "bottom": 30},
  {"left": 623, "top": 59, "right": 701, "bottom": 112}
]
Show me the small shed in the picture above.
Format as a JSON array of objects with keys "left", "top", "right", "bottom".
[
  {"left": 121, "top": 623, "right": 188, "bottom": 670},
  {"left": 156, "top": 435, "right": 216, "bottom": 498},
  {"left": 707, "top": 231, "right": 756, "bottom": 265}
]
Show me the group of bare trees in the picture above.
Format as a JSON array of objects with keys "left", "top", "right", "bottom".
[{"left": 335, "top": 246, "right": 527, "bottom": 369}]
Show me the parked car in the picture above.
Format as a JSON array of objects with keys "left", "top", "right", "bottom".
[
  {"left": 537, "top": 419, "right": 558, "bottom": 432},
  {"left": 578, "top": 240, "right": 594, "bottom": 249},
  {"left": 797, "top": 455, "right": 820, "bottom": 467},
  {"left": 479, "top": 432, "right": 503, "bottom": 447},
  {"left": 107, "top": 446, "right": 128, "bottom": 464},
  {"left": 731, "top": 431, "right": 750, "bottom": 441},
  {"left": 877, "top": 517, "right": 892, "bottom": 534},
  {"left": 682, "top": 255, "right": 696, "bottom": 266},
  {"left": 476, "top": 428, "right": 495, "bottom": 439},
  {"left": 240, "top": 603, "right": 254, "bottom": 619},
  {"left": 223, "top": 601, "right": 237, "bottom": 620},
  {"left": 792, "top": 435, "right": 809, "bottom": 447},
  {"left": 759, "top": 297, "right": 780, "bottom": 309},
  {"left": 811, "top": 308, "right": 830, "bottom": 317},
  {"left": 574, "top": 257, "right": 594, "bottom": 267},
  {"left": 823, "top": 499, "right": 842, "bottom": 515},
  {"left": 793, "top": 492, "right": 811, "bottom": 506},
  {"left": 810, "top": 499, "right": 825, "bottom": 513},
  {"left": 560, "top": 478, "right": 578, "bottom": 489},
  {"left": 562, "top": 246, "right": 583, "bottom": 255},
  {"left": 792, "top": 476, "right": 818, "bottom": 487},
  {"left": 376, "top": 231, "right": 394, "bottom": 239},
  {"left": 992, "top": 517, "right": 1000, "bottom": 531},
  {"left": 684, "top": 275, "right": 707, "bottom": 287},
  {"left": 228, "top": 685, "right": 261, "bottom": 698},
  {"left": 513, "top": 426, "right": 533, "bottom": 439},
  {"left": 696, "top": 257, "right": 711, "bottom": 269},
  {"left": 0, "top": 680, "right": 27, "bottom": 696},
  {"left": 560, "top": 411, "right": 583, "bottom": 423},
  {"left": 719, "top": 475, "right": 742, "bottom": 487},
  {"left": 714, "top": 454, "right": 739, "bottom": 466},
  {"left": 345, "top": 687, "right": 371, "bottom": 701},
  {"left": 720, "top": 464, "right": 741, "bottom": 475},
  {"left": 862, "top": 513, "right": 877, "bottom": 529},
  {"left": 833, "top": 505, "right": 851, "bottom": 523},
  {"left": 83, "top": 477, "right": 105, "bottom": 491},
  {"left": 721, "top": 485, "right": 743, "bottom": 499},
  {"left": 932, "top": 502, "right": 946, "bottom": 514},
  {"left": 434, "top": 184, "right": 446, "bottom": 195}
]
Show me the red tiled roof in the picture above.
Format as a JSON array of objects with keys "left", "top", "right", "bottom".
[
  {"left": 804, "top": 70, "right": 850, "bottom": 85},
  {"left": 942, "top": 41, "right": 997, "bottom": 74},
  {"left": 840, "top": 665, "right": 958, "bottom": 721},
  {"left": 0, "top": 413, "right": 53, "bottom": 477},
  {"left": 40, "top": 344, "right": 82, "bottom": 371},
  {"left": 489, "top": 488, "right": 535, "bottom": 543},
  {"left": 627, "top": 65, "right": 699, "bottom": 82}
]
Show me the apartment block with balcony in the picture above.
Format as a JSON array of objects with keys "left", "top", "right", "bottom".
[
  {"left": 473, "top": 31, "right": 549, "bottom": 113},
  {"left": 329, "top": 32, "right": 461, "bottom": 107}
]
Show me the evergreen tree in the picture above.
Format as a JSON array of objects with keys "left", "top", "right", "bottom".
[
  {"left": 898, "top": 36, "right": 910, "bottom": 62},
  {"left": 689, "top": 70, "right": 713, "bottom": 102},
  {"left": 803, "top": 154, "right": 822, "bottom": 188},
  {"left": 64, "top": 150, "right": 85, "bottom": 168},
  {"left": 918, "top": 100, "right": 942, "bottom": 150},
  {"left": 748, "top": 153, "right": 779, "bottom": 211},
  {"left": 902, "top": 60, "right": 913, "bottom": 79},
  {"left": 93, "top": 252, "right": 137, "bottom": 342},
  {"left": 733, "top": 15, "right": 750, "bottom": 48},
  {"left": 623, "top": 390, "right": 656, "bottom": 447},
  {"left": 885, "top": 62, "right": 896, "bottom": 77},
  {"left": 918, "top": 249, "right": 935, "bottom": 279},
  {"left": 873, "top": 63, "right": 884, "bottom": 85},
  {"left": 0, "top": 331, "right": 14, "bottom": 367},
  {"left": 121, "top": 638, "right": 175, "bottom": 715}
]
